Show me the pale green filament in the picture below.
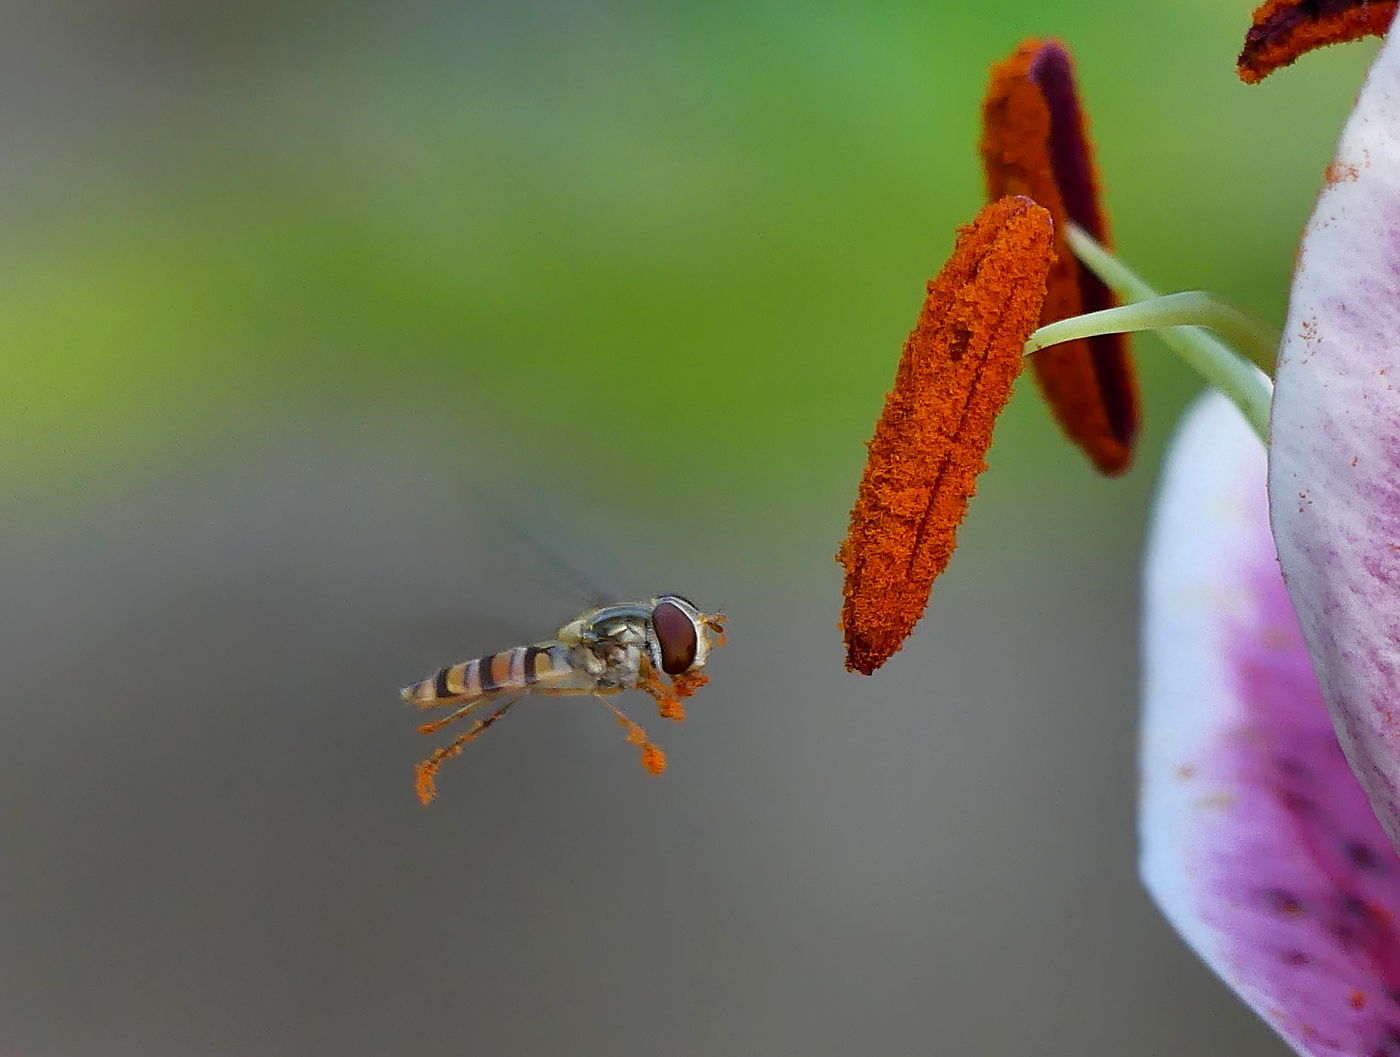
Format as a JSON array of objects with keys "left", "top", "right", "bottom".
[
  {"left": 1023, "top": 223, "right": 1276, "bottom": 443},
  {"left": 1025, "top": 291, "right": 1281, "bottom": 369}
]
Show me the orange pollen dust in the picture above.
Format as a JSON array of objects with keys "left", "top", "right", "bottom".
[
  {"left": 837, "top": 195, "right": 1055, "bottom": 675},
  {"left": 980, "top": 38, "right": 1138, "bottom": 477},
  {"left": 414, "top": 697, "right": 519, "bottom": 805},
  {"left": 602, "top": 697, "right": 667, "bottom": 775},
  {"left": 636, "top": 656, "right": 710, "bottom": 723},
  {"left": 414, "top": 715, "right": 496, "bottom": 805},
  {"left": 415, "top": 735, "right": 475, "bottom": 806},
  {"left": 1238, "top": 0, "right": 1396, "bottom": 83}
]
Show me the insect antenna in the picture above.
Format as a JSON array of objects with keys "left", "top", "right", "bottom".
[{"left": 415, "top": 697, "right": 519, "bottom": 805}]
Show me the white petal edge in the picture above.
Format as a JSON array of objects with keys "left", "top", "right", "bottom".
[
  {"left": 1268, "top": 26, "right": 1400, "bottom": 851},
  {"left": 1140, "top": 391, "right": 1269, "bottom": 963}
]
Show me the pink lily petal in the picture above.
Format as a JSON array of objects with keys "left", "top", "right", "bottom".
[
  {"left": 1269, "top": 27, "right": 1400, "bottom": 851},
  {"left": 1142, "top": 394, "right": 1400, "bottom": 1057}
]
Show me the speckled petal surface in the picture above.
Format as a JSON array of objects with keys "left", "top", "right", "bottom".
[
  {"left": 1143, "top": 394, "right": 1400, "bottom": 1057},
  {"left": 1269, "top": 27, "right": 1400, "bottom": 853}
]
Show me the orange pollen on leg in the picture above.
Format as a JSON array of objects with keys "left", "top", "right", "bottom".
[
  {"left": 649, "top": 674, "right": 705, "bottom": 722},
  {"left": 837, "top": 195, "right": 1054, "bottom": 675},
  {"left": 415, "top": 728, "right": 483, "bottom": 805},
  {"left": 413, "top": 699, "right": 517, "bottom": 804},
  {"left": 640, "top": 742, "right": 667, "bottom": 776},
  {"left": 658, "top": 669, "right": 710, "bottom": 721},
  {"left": 980, "top": 38, "right": 1138, "bottom": 476},
  {"left": 1238, "top": 0, "right": 1396, "bottom": 83},
  {"left": 638, "top": 656, "right": 711, "bottom": 723},
  {"left": 602, "top": 698, "right": 668, "bottom": 775},
  {"left": 417, "top": 715, "right": 458, "bottom": 736},
  {"left": 415, "top": 745, "right": 461, "bottom": 805}
]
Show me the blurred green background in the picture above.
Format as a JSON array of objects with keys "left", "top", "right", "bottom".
[
  {"left": 0, "top": 1, "right": 1378, "bottom": 1054},
  {"left": 0, "top": 0, "right": 1372, "bottom": 530}
]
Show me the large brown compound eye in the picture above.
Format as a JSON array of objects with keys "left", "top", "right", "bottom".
[{"left": 653, "top": 599, "right": 699, "bottom": 675}]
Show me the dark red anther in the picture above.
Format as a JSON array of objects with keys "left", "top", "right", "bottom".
[
  {"left": 1239, "top": 0, "right": 1396, "bottom": 84},
  {"left": 980, "top": 38, "right": 1140, "bottom": 477}
]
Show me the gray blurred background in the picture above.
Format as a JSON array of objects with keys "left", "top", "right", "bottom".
[{"left": 0, "top": 0, "right": 1369, "bottom": 1053}]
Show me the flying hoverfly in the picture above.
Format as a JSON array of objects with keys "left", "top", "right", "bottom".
[{"left": 402, "top": 594, "right": 726, "bottom": 803}]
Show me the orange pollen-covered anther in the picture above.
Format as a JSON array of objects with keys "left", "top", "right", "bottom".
[
  {"left": 838, "top": 196, "right": 1055, "bottom": 675},
  {"left": 1238, "top": 0, "right": 1395, "bottom": 83},
  {"left": 980, "top": 38, "right": 1138, "bottom": 477}
]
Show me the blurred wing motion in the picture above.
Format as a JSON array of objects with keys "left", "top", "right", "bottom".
[{"left": 402, "top": 594, "right": 725, "bottom": 804}]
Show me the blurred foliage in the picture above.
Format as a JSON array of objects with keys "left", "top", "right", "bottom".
[{"left": 0, "top": 0, "right": 1378, "bottom": 537}]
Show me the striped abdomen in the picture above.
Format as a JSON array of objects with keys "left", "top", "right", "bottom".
[{"left": 402, "top": 643, "right": 594, "bottom": 708}]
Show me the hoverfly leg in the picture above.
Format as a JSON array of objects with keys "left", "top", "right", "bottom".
[
  {"left": 417, "top": 697, "right": 494, "bottom": 736},
  {"left": 635, "top": 653, "right": 688, "bottom": 723},
  {"left": 593, "top": 693, "right": 666, "bottom": 776},
  {"left": 415, "top": 697, "right": 520, "bottom": 806}
]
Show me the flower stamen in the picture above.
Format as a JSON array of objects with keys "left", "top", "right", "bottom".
[
  {"left": 981, "top": 38, "right": 1140, "bottom": 475},
  {"left": 838, "top": 196, "right": 1054, "bottom": 675},
  {"left": 1238, "top": 0, "right": 1395, "bottom": 84},
  {"left": 1058, "top": 225, "right": 1275, "bottom": 441}
]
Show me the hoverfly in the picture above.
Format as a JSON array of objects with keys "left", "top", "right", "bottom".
[{"left": 402, "top": 594, "right": 725, "bottom": 803}]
